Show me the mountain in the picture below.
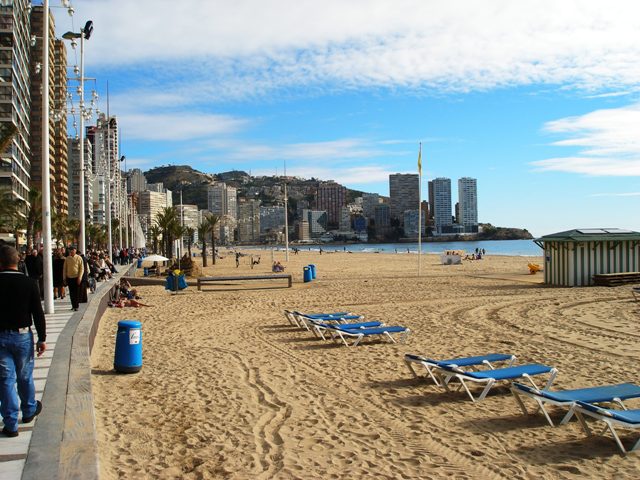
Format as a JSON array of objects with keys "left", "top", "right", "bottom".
[{"left": 142, "top": 166, "right": 374, "bottom": 211}]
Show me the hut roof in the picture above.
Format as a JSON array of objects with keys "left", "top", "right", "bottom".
[{"left": 535, "top": 228, "right": 640, "bottom": 243}]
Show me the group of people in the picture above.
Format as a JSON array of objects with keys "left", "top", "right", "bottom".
[{"left": 272, "top": 261, "right": 286, "bottom": 272}]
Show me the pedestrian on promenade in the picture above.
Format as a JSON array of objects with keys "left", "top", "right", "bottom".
[
  {"left": 63, "top": 246, "right": 84, "bottom": 312},
  {"left": 0, "top": 245, "right": 46, "bottom": 437}
]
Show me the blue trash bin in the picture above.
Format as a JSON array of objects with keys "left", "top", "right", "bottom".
[
  {"left": 114, "top": 320, "right": 142, "bottom": 373},
  {"left": 303, "top": 266, "right": 312, "bottom": 283},
  {"left": 137, "top": 258, "right": 143, "bottom": 268},
  {"left": 309, "top": 264, "right": 316, "bottom": 279}
]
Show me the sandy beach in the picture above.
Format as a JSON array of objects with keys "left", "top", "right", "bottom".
[{"left": 90, "top": 249, "right": 640, "bottom": 479}]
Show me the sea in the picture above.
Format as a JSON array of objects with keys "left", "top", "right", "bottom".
[{"left": 249, "top": 239, "right": 542, "bottom": 257}]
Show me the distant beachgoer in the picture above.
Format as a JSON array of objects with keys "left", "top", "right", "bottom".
[
  {"left": 235, "top": 252, "right": 240, "bottom": 268},
  {"left": 482, "top": 248, "right": 486, "bottom": 255}
]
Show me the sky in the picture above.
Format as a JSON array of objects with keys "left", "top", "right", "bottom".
[{"left": 55, "top": 0, "right": 640, "bottom": 237}]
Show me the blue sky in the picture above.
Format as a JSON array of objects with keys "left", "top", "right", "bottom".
[{"left": 58, "top": 0, "right": 640, "bottom": 237}]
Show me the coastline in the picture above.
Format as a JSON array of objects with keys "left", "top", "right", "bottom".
[{"left": 90, "top": 251, "right": 639, "bottom": 478}]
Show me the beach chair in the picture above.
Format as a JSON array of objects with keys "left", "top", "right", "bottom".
[
  {"left": 328, "top": 325, "right": 410, "bottom": 347},
  {"left": 404, "top": 353, "right": 516, "bottom": 386},
  {"left": 573, "top": 401, "right": 640, "bottom": 454},
  {"left": 312, "top": 320, "right": 384, "bottom": 340},
  {"left": 283, "top": 310, "right": 353, "bottom": 328},
  {"left": 511, "top": 382, "right": 640, "bottom": 427},
  {"left": 294, "top": 311, "right": 363, "bottom": 331},
  {"left": 439, "top": 363, "right": 558, "bottom": 403}
]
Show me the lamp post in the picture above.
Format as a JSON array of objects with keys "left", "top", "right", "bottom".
[
  {"left": 63, "top": 20, "right": 93, "bottom": 255},
  {"left": 41, "top": 0, "right": 54, "bottom": 313}
]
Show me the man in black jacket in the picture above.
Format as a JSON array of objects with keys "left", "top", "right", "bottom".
[{"left": 0, "top": 245, "right": 46, "bottom": 437}]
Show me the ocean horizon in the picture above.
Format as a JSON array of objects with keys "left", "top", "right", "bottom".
[{"left": 246, "top": 239, "right": 542, "bottom": 257}]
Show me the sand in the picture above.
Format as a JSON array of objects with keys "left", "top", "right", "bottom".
[{"left": 91, "top": 249, "right": 640, "bottom": 479}]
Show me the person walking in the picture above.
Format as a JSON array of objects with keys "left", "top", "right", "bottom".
[
  {"left": 63, "top": 246, "right": 84, "bottom": 312},
  {"left": 52, "top": 249, "right": 65, "bottom": 300},
  {"left": 0, "top": 245, "right": 46, "bottom": 437}
]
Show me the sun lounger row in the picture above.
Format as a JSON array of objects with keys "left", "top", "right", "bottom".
[
  {"left": 405, "top": 352, "right": 640, "bottom": 454},
  {"left": 284, "top": 309, "right": 410, "bottom": 346}
]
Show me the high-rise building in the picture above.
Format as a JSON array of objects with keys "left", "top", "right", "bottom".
[
  {"left": 146, "top": 182, "right": 164, "bottom": 193},
  {"left": 207, "top": 182, "right": 237, "bottom": 220},
  {"left": 176, "top": 203, "right": 199, "bottom": 243},
  {"left": 403, "top": 210, "right": 426, "bottom": 238},
  {"left": 259, "top": 206, "right": 285, "bottom": 234},
  {"left": 138, "top": 190, "right": 172, "bottom": 234},
  {"left": 67, "top": 138, "right": 93, "bottom": 224},
  {"left": 458, "top": 177, "right": 478, "bottom": 233},
  {"left": 315, "top": 181, "right": 346, "bottom": 228},
  {"left": 30, "top": 5, "right": 68, "bottom": 215},
  {"left": 389, "top": 174, "right": 419, "bottom": 224},
  {"left": 432, "top": 177, "right": 452, "bottom": 234},
  {"left": 88, "top": 114, "right": 121, "bottom": 225},
  {"left": 0, "top": 1, "right": 32, "bottom": 221},
  {"left": 361, "top": 193, "right": 380, "bottom": 220},
  {"left": 339, "top": 206, "right": 351, "bottom": 231},
  {"left": 303, "top": 209, "right": 328, "bottom": 238},
  {"left": 374, "top": 204, "right": 390, "bottom": 234},
  {"left": 127, "top": 168, "right": 147, "bottom": 193},
  {"left": 238, "top": 199, "right": 261, "bottom": 243}
]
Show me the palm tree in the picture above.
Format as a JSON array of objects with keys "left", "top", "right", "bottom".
[
  {"left": 25, "top": 188, "right": 41, "bottom": 249},
  {"left": 86, "top": 223, "right": 103, "bottom": 250},
  {"left": 197, "top": 222, "right": 209, "bottom": 267},
  {"left": 52, "top": 210, "right": 67, "bottom": 247},
  {"left": 65, "top": 218, "right": 80, "bottom": 248},
  {"left": 148, "top": 225, "right": 161, "bottom": 254},
  {"left": 206, "top": 214, "right": 220, "bottom": 265},
  {"left": 0, "top": 189, "right": 25, "bottom": 246},
  {"left": 155, "top": 207, "right": 179, "bottom": 258},
  {"left": 185, "top": 226, "right": 195, "bottom": 258}
]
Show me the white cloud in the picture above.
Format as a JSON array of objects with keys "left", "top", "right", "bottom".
[
  {"left": 590, "top": 192, "right": 640, "bottom": 197},
  {"left": 532, "top": 102, "right": 640, "bottom": 176},
  {"left": 197, "top": 137, "right": 392, "bottom": 162},
  {"left": 67, "top": 0, "right": 640, "bottom": 101},
  {"left": 118, "top": 112, "right": 249, "bottom": 141}
]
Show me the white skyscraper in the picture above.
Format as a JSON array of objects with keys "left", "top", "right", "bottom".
[
  {"left": 432, "top": 177, "right": 452, "bottom": 234},
  {"left": 458, "top": 177, "right": 478, "bottom": 233}
]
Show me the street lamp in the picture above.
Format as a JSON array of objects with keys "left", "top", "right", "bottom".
[{"left": 63, "top": 20, "right": 93, "bottom": 255}]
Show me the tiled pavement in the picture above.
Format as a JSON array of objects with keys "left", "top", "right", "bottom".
[{"left": 0, "top": 279, "right": 115, "bottom": 479}]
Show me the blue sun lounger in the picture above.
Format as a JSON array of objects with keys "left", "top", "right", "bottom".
[
  {"left": 439, "top": 363, "right": 557, "bottom": 402},
  {"left": 313, "top": 320, "right": 384, "bottom": 340},
  {"left": 285, "top": 310, "right": 362, "bottom": 330},
  {"left": 329, "top": 325, "right": 410, "bottom": 347},
  {"left": 511, "top": 382, "right": 640, "bottom": 427},
  {"left": 573, "top": 401, "right": 640, "bottom": 454},
  {"left": 404, "top": 353, "right": 516, "bottom": 386}
]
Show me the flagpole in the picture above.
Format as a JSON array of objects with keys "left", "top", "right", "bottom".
[{"left": 417, "top": 142, "right": 422, "bottom": 277}]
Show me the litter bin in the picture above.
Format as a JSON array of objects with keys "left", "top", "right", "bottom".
[
  {"left": 309, "top": 264, "right": 316, "bottom": 279},
  {"left": 114, "top": 320, "right": 142, "bottom": 373},
  {"left": 137, "top": 258, "right": 143, "bottom": 268},
  {"left": 143, "top": 267, "right": 149, "bottom": 276},
  {"left": 303, "top": 266, "right": 312, "bottom": 283}
]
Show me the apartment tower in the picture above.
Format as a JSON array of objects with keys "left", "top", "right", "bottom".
[{"left": 458, "top": 177, "right": 478, "bottom": 233}]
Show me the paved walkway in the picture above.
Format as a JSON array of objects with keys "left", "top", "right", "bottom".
[{"left": 0, "top": 278, "right": 116, "bottom": 479}]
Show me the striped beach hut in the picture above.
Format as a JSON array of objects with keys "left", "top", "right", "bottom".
[{"left": 534, "top": 228, "right": 640, "bottom": 286}]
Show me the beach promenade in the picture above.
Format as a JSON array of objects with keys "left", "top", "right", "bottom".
[{"left": 90, "top": 251, "right": 640, "bottom": 479}]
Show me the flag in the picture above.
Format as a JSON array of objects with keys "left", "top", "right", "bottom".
[{"left": 417, "top": 143, "right": 422, "bottom": 175}]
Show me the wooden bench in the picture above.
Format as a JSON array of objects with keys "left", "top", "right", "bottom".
[
  {"left": 593, "top": 272, "right": 640, "bottom": 287},
  {"left": 197, "top": 274, "right": 292, "bottom": 290}
]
